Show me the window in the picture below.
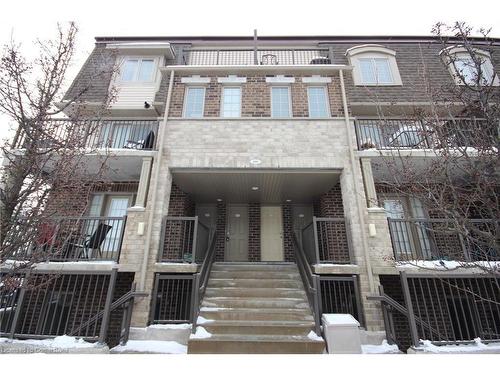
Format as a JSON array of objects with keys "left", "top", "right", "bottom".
[
  {"left": 307, "top": 87, "right": 330, "bottom": 117},
  {"left": 183, "top": 87, "right": 205, "bottom": 118},
  {"left": 359, "top": 58, "right": 394, "bottom": 84},
  {"left": 345, "top": 45, "right": 403, "bottom": 86},
  {"left": 271, "top": 86, "right": 291, "bottom": 117},
  {"left": 452, "top": 55, "right": 495, "bottom": 85},
  {"left": 221, "top": 87, "right": 241, "bottom": 117},
  {"left": 120, "top": 58, "right": 155, "bottom": 83}
]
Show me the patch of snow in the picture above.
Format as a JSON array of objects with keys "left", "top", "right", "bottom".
[
  {"left": 196, "top": 316, "right": 214, "bottom": 324},
  {"left": 200, "top": 306, "right": 223, "bottom": 311},
  {"left": 419, "top": 338, "right": 500, "bottom": 353},
  {"left": 396, "top": 260, "right": 500, "bottom": 271},
  {"left": 322, "top": 314, "right": 360, "bottom": 326},
  {"left": 307, "top": 331, "right": 324, "bottom": 342},
  {"left": 110, "top": 340, "right": 187, "bottom": 354},
  {"left": 0, "top": 307, "right": 14, "bottom": 312},
  {"left": 190, "top": 327, "right": 212, "bottom": 339},
  {"left": 2, "top": 335, "right": 101, "bottom": 349},
  {"left": 362, "top": 340, "right": 400, "bottom": 354},
  {"left": 148, "top": 323, "right": 192, "bottom": 330}
]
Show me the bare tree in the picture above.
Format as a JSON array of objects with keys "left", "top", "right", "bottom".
[
  {"left": 367, "top": 22, "right": 499, "bottom": 276},
  {"left": 0, "top": 23, "right": 118, "bottom": 276}
]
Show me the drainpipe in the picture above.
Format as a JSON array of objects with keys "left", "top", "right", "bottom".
[
  {"left": 139, "top": 69, "right": 175, "bottom": 290},
  {"left": 338, "top": 69, "right": 375, "bottom": 293}
]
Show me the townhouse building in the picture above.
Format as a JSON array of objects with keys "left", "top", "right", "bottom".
[{"left": 1, "top": 34, "right": 499, "bottom": 353}]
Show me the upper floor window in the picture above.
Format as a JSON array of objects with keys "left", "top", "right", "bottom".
[
  {"left": 221, "top": 87, "right": 242, "bottom": 117},
  {"left": 183, "top": 87, "right": 205, "bottom": 118},
  {"left": 441, "top": 46, "right": 499, "bottom": 86},
  {"left": 120, "top": 58, "right": 156, "bottom": 83},
  {"left": 271, "top": 86, "right": 291, "bottom": 118},
  {"left": 307, "top": 86, "right": 330, "bottom": 117},
  {"left": 345, "top": 44, "right": 403, "bottom": 86}
]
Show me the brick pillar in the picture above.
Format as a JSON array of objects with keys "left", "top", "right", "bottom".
[
  {"left": 215, "top": 202, "right": 226, "bottom": 261},
  {"left": 282, "top": 204, "right": 294, "bottom": 262},
  {"left": 248, "top": 203, "right": 261, "bottom": 262}
]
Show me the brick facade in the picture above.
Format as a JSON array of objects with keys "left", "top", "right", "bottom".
[
  {"left": 215, "top": 202, "right": 226, "bottom": 262},
  {"left": 282, "top": 204, "right": 294, "bottom": 262},
  {"left": 248, "top": 203, "right": 261, "bottom": 262}
]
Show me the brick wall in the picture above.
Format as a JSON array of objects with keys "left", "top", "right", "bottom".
[
  {"left": 315, "top": 183, "right": 345, "bottom": 218},
  {"left": 248, "top": 203, "right": 261, "bottom": 262},
  {"left": 168, "top": 73, "right": 344, "bottom": 118},
  {"left": 107, "top": 272, "right": 135, "bottom": 347},
  {"left": 166, "top": 183, "right": 195, "bottom": 216},
  {"left": 282, "top": 204, "right": 294, "bottom": 262},
  {"left": 215, "top": 202, "right": 226, "bottom": 261}
]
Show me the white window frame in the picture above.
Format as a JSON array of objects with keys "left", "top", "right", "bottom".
[
  {"left": 270, "top": 86, "right": 292, "bottom": 118},
  {"left": 220, "top": 86, "right": 242, "bottom": 118},
  {"left": 183, "top": 86, "right": 206, "bottom": 118},
  {"left": 117, "top": 56, "right": 159, "bottom": 85},
  {"left": 307, "top": 86, "right": 330, "bottom": 118},
  {"left": 440, "top": 46, "right": 499, "bottom": 87},
  {"left": 345, "top": 44, "right": 403, "bottom": 86}
]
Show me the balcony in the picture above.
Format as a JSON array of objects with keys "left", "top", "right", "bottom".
[
  {"left": 355, "top": 118, "right": 494, "bottom": 150},
  {"left": 7, "top": 216, "right": 127, "bottom": 262},
  {"left": 180, "top": 48, "right": 332, "bottom": 66},
  {"left": 388, "top": 218, "right": 499, "bottom": 262},
  {"left": 12, "top": 119, "right": 159, "bottom": 151}
]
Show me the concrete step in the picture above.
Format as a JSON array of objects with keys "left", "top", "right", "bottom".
[
  {"left": 202, "top": 296, "right": 309, "bottom": 309},
  {"left": 208, "top": 278, "right": 303, "bottom": 289},
  {"left": 204, "top": 287, "right": 307, "bottom": 299},
  {"left": 198, "top": 307, "right": 314, "bottom": 322},
  {"left": 198, "top": 320, "right": 315, "bottom": 336},
  {"left": 209, "top": 270, "right": 301, "bottom": 280},
  {"left": 188, "top": 333, "right": 324, "bottom": 354},
  {"left": 211, "top": 263, "right": 297, "bottom": 272}
]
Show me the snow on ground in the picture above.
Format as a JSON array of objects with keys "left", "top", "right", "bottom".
[
  {"left": 362, "top": 340, "right": 401, "bottom": 354},
  {"left": 190, "top": 327, "right": 212, "bottom": 339},
  {"left": 419, "top": 338, "right": 500, "bottom": 353},
  {"left": 0, "top": 335, "right": 101, "bottom": 349},
  {"left": 110, "top": 340, "right": 187, "bottom": 354},
  {"left": 396, "top": 260, "right": 500, "bottom": 271},
  {"left": 148, "top": 323, "right": 192, "bottom": 330},
  {"left": 306, "top": 331, "right": 324, "bottom": 341},
  {"left": 322, "top": 314, "right": 360, "bottom": 326}
]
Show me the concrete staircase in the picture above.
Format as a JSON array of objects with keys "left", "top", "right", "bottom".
[{"left": 188, "top": 262, "right": 325, "bottom": 354}]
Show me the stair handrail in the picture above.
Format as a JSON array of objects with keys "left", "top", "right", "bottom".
[
  {"left": 68, "top": 285, "right": 147, "bottom": 339},
  {"left": 191, "top": 230, "right": 218, "bottom": 332},
  {"left": 292, "top": 231, "right": 322, "bottom": 336},
  {"left": 367, "top": 287, "right": 448, "bottom": 345}
]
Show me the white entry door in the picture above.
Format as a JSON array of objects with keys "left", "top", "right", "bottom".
[{"left": 261, "top": 206, "right": 284, "bottom": 261}]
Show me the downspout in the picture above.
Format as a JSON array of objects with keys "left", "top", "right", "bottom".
[
  {"left": 139, "top": 69, "right": 175, "bottom": 290},
  {"left": 338, "top": 69, "right": 375, "bottom": 293}
]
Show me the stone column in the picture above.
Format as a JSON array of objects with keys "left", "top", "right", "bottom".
[
  {"left": 134, "top": 157, "right": 153, "bottom": 209},
  {"left": 360, "top": 158, "right": 379, "bottom": 208}
]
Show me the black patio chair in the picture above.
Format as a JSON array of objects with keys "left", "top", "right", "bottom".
[
  {"left": 124, "top": 130, "right": 155, "bottom": 150},
  {"left": 68, "top": 223, "right": 112, "bottom": 260}
]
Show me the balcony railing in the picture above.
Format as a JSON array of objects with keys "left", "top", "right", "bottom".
[
  {"left": 12, "top": 119, "right": 159, "bottom": 151},
  {"left": 355, "top": 118, "right": 494, "bottom": 150},
  {"left": 8, "top": 216, "right": 127, "bottom": 262},
  {"left": 301, "top": 217, "right": 353, "bottom": 264},
  {"left": 182, "top": 48, "right": 332, "bottom": 66},
  {"left": 388, "top": 218, "right": 499, "bottom": 262},
  {"left": 158, "top": 216, "right": 211, "bottom": 263}
]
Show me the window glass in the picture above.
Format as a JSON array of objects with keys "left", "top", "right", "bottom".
[
  {"left": 454, "top": 55, "right": 494, "bottom": 85},
  {"left": 359, "top": 58, "right": 393, "bottom": 84},
  {"left": 271, "top": 87, "right": 291, "bottom": 117},
  {"left": 121, "top": 59, "right": 138, "bottom": 81},
  {"left": 307, "top": 87, "right": 329, "bottom": 117},
  {"left": 137, "top": 59, "right": 155, "bottom": 82},
  {"left": 222, "top": 87, "right": 241, "bottom": 117},
  {"left": 184, "top": 87, "right": 205, "bottom": 118}
]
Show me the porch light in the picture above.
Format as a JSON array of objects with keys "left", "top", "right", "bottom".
[
  {"left": 216, "top": 198, "right": 223, "bottom": 202},
  {"left": 250, "top": 159, "right": 262, "bottom": 165},
  {"left": 285, "top": 199, "right": 292, "bottom": 202},
  {"left": 251, "top": 186, "right": 259, "bottom": 191}
]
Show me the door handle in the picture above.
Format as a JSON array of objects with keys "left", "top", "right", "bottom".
[{"left": 226, "top": 236, "right": 230, "bottom": 242}]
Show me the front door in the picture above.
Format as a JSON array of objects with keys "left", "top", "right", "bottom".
[
  {"left": 261, "top": 206, "right": 284, "bottom": 261},
  {"left": 226, "top": 205, "right": 249, "bottom": 261}
]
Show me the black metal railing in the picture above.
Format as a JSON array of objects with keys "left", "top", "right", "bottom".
[
  {"left": 355, "top": 118, "right": 493, "bottom": 150},
  {"left": 12, "top": 119, "right": 159, "bottom": 151},
  {"left": 320, "top": 276, "right": 364, "bottom": 326},
  {"left": 301, "top": 217, "right": 353, "bottom": 264},
  {"left": 159, "top": 216, "right": 210, "bottom": 263},
  {"left": 388, "top": 218, "right": 499, "bottom": 262},
  {"left": 150, "top": 274, "right": 195, "bottom": 324},
  {"left": 0, "top": 270, "right": 117, "bottom": 342},
  {"left": 370, "top": 273, "right": 500, "bottom": 349},
  {"left": 183, "top": 48, "right": 332, "bottom": 66},
  {"left": 7, "top": 216, "right": 127, "bottom": 262}
]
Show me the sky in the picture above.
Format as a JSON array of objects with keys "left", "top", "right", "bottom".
[{"left": 1, "top": 0, "right": 500, "bottom": 142}]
